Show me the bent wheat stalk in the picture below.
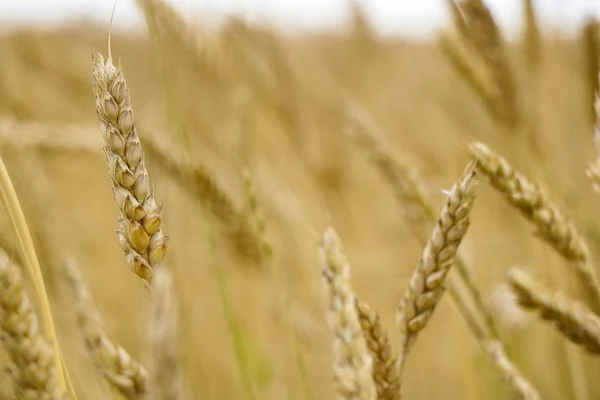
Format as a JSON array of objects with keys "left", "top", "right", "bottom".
[
  {"left": 397, "top": 161, "right": 478, "bottom": 373},
  {"left": 318, "top": 227, "right": 376, "bottom": 400},
  {"left": 92, "top": 52, "right": 168, "bottom": 285}
]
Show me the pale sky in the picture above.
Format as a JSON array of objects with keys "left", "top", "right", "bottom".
[{"left": 1, "top": 0, "right": 600, "bottom": 38}]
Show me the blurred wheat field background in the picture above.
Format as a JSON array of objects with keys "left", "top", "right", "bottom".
[{"left": 1, "top": 0, "right": 600, "bottom": 399}]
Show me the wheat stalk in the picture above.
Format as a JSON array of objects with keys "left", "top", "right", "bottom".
[
  {"left": 508, "top": 268, "right": 600, "bottom": 354},
  {"left": 92, "top": 52, "right": 168, "bottom": 285},
  {"left": 355, "top": 299, "right": 400, "bottom": 400},
  {"left": 63, "top": 259, "right": 148, "bottom": 399},
  {"left": 318, "top": 227, "right": 376, "bottom": 400},
  {"left": 0, "top": 249, "right": 64, "bottom": 399},
  {"left": 485, "top": 340, "right": 541, "bottom": 400},
  {"left": 397, "top": 161, "right": 478, "bottom": 372},
  {"left": 148, "top": 267, "right": 187, "bottom": 400}
]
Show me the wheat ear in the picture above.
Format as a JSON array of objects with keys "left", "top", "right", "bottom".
[
  {"left": 355, "top": 299, "right": 400, "bottom": 400},
  {"left": 318, "top": 227, "right": 376, "bottom": 400},
  {"left": 397, "top": 161, "right": 477, "bottom": 371},
  {"left": 508, "top": 268, "right": 600, "bottom": 354},
  {"left": 149, "top": 267, "right": 186, "bottom": 400},
  {"left": 346, "top": 106, "right": 499, "bottom": 342},
  {"left": 63, "top": 260, "right": 148, "bottom": 399},
  {"left": 469, "top": 141, "right": 600, "bottom": 311},
  {"left": 0, "top": 250, "right": 64, "bottom": 399},
  {"left": 92, "top": 52, "right": 168, "bottom": 285}
]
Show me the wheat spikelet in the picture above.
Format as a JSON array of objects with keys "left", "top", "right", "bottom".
[
  {"left": 318, "top": 227, "right": 376, "bottom": 400},
  {"left": 148, "top": 267, "right": 186, "bottom": 400},
  {"left": 397, "top": 162, "right": 477, "bottom": 369},
  {"left": 469, "top": 141, "right": 588, "bottom": 261},
  {"left": 508, "top": 268, "right": 600, "bottom": 354},
  {"left": 355, "top": 299, "right": 400, "bottom": 400},
  {"left": 485, "top": 340, "right": 541, "bottom": 400},
  {"left": 63, "top": 259, "right": 148, "bottom": 399},
  {"left": 0, "top": 249, "right": 64, "bottom": 399},
  {"left": 469, "top": 142, "right": 600, "bottom": 311},
  {"left": 92, "top": 52, "right": 168, "bottom": 285}
]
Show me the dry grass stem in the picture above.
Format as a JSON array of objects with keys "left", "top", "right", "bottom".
[
  {"left": 355, "top": 299, "right": 400, "bottom": 400},
  {"left": 0, "top": 250, "right": 64, "bottom": 399},
  {"left": 92, "top": 52, "right": 169, "bottom": 285},
  {"left": 397, "top": 162, "right": 478, "bottom": 371},
  {"left": 63, "top": 260, "right": 148, "bottom": 399},
  {"left": 318, "top": 227, "right": 376, "bottom": 400},
  {"left": 508, "top": 268, "right": 600, "bottom": 354}
]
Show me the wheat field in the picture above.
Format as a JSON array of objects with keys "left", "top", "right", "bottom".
[{"left": 0, "top": 0, "right": 599, "bottom": 399}]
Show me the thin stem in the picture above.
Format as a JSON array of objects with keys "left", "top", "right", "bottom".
[{"left": 0, "top": 155, "right": 76, "bottom": 398}]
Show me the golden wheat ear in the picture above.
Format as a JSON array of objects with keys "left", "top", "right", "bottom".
[
  {"left": 397, "top": 161, "right": 477, "bottom": 372},
  {"left": 63, "top": 259, "right": 148, "bottom": 399},
  {"left": 355, "top": 299, "right": 401, "bottom": 400},
  {"left": 318, "top": 227, "right": 376, "bottom": 400},
  {"left": 0, "top": 250, "right": 65, "bottom": 399},
  {"left": 508, "top": 268, "right": 600, "bottom": 354},
  {"left": 469, "top": 141, "right": 600, "bottom": 312},
  {"left": 92, "top": 52, "right": 168, "bottom": 285}
]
